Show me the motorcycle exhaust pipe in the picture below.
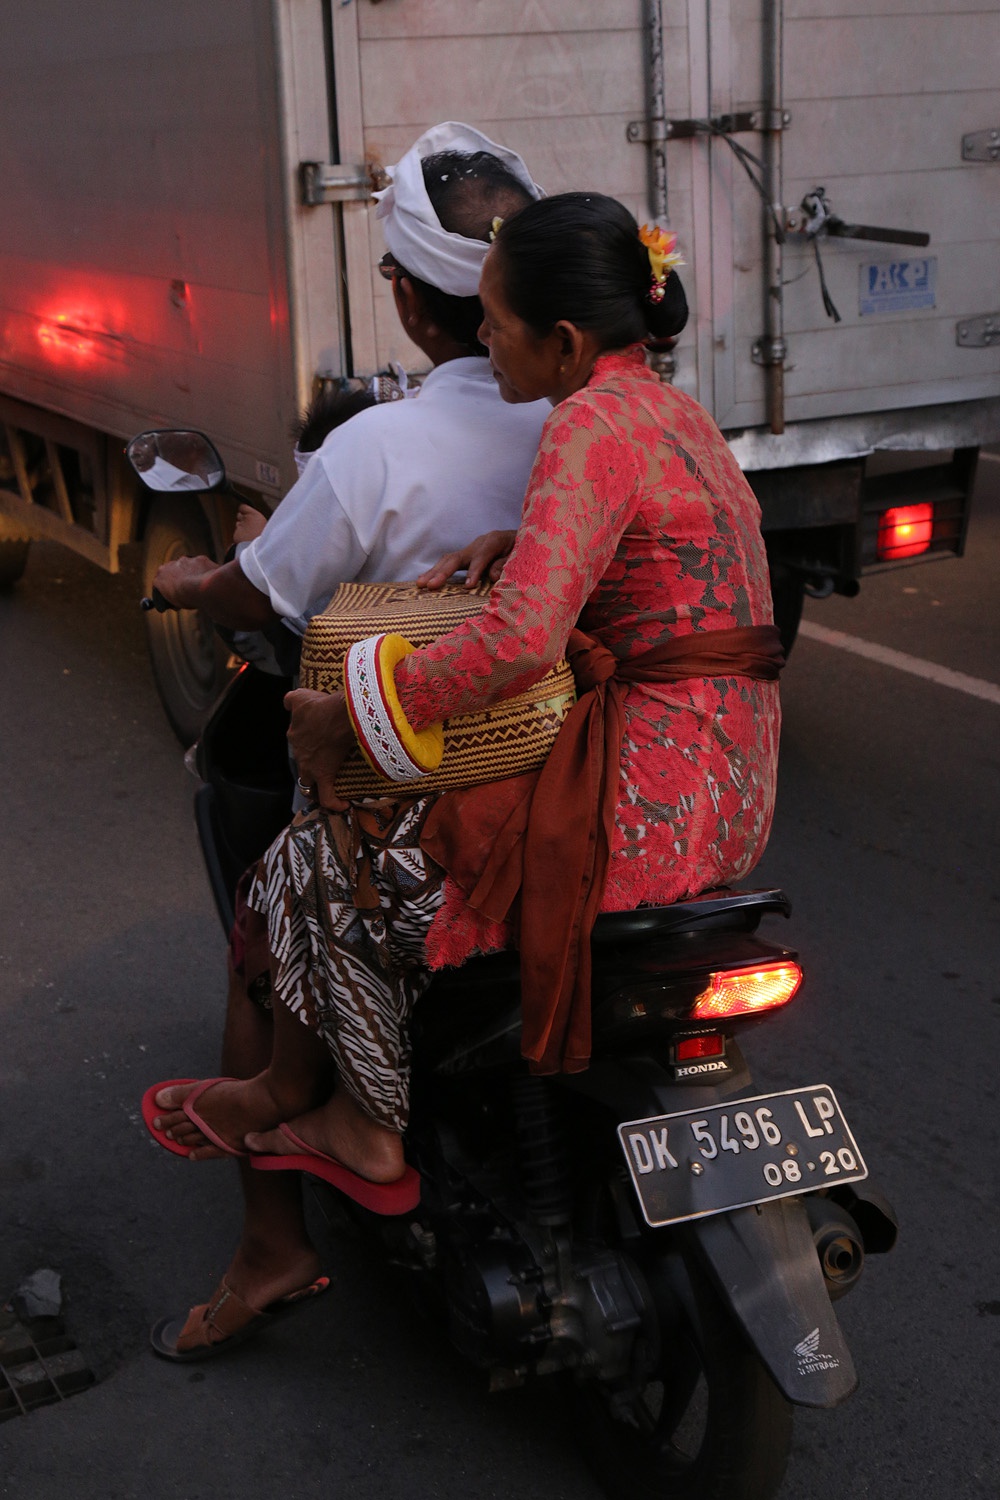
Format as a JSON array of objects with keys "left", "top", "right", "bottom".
[{"left": 804, "top": 1195, "right": 865, "bottom": 1300}]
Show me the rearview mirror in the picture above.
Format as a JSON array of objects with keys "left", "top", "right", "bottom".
[{"left": 127, "top": 429, "right": 226, "bottom": 493}]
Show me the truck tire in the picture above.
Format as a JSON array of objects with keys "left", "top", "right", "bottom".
[
  {"left": 0, "top": 538, "right": 31, "bottom": 588},
  {"left": 768, "top": 570, "right": 806, "bottom": 659},
  {"left": 141, "top": 495, "right": 232, "bottom": 746},
  {"left": 0, "top": 518, "right": 32, "bottom": 588}
]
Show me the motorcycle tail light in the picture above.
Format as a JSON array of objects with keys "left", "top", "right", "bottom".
[
  {"left": 876, "top": 503, "right": 933, "bottom": 561},
  {"left": 691, "top": 961, "right": 802, "bottom": 1020}
]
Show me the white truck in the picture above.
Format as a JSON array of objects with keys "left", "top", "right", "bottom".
[{"left": 2, "top": 0, "right": 998, "bottom": 740}]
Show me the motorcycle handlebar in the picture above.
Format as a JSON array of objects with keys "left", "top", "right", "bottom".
[{"left": 140, "top": 587, "right": 175, "bottom": 613}]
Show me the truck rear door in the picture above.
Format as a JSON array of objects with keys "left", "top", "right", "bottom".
[
  {"left": 329, "top": 0, "right": 653, "bottom": 379},
  {"left": 707, "top": 0, "right": 1000, "bottom": 431}
]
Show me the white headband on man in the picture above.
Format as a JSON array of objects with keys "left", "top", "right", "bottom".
[{"left": 374, "top": 121, "right": 543, "bottom": 298}]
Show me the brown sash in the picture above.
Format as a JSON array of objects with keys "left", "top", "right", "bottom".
[{"left": 420, "top": 623, "right": 784, "bottom": 1075}]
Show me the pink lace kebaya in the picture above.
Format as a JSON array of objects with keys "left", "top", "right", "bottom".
[{"left": 395, "top": 345, "right": 781, "bottom": 967}]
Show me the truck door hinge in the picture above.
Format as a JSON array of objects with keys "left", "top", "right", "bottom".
[
  {"left": 956, "top": 314, "right": 1000, "bottom": 348},
  {"left": 626, "top": 109, "right": 790, "bottom": 146},
  {"left": 962, "top": 129, "right": 1000, "bottom": 163},
  {"left": 299, "top": 162, "right": 387, "bottom": 206}
]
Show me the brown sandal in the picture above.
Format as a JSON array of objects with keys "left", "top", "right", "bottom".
[{"left": 150, "top": 1274, "right": 329, "bottom": 1362}]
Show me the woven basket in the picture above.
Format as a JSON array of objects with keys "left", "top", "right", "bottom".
[{"left": 299, "top": 581, "right": 576, "bottom": 797}]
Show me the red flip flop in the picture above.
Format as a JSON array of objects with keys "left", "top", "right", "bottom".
[
  {"left": 141, "top": 1077, "right": 248, "bottom": 1159},
  {"left": 251, "top": 1124, "right": 420, "bottom": 1215}
]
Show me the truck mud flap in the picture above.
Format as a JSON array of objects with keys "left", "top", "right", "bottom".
[{"left": 689, "top": 1196, "right": 858, "bottom": 1408}]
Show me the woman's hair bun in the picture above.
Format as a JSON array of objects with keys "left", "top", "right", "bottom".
[
  {"left": 644, "top": 271, "right": 688, "bottom": 341},
  {"left": 494, "top": 192, "right": 689, "bottom": 350}
]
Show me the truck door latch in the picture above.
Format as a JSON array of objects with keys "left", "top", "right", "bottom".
[
  {"left": 961, "top": 129, "right": 1000, "bottom": 163},
  {"left": 787, "top": 188, "right": 930, "bottom": 248},
  {"left": 300, "top": 162, "right": 387, "bottom": 206},
  {"left": 782, "top": 189, "right": 932, "bottom": 326}
]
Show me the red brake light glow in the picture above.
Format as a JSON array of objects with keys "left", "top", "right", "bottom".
[
  {"left": 877, "top": 503, "right": 934, "bottom": 561},
  {"left": 691, "top": 962, "right": 802, "bottom": 1020},
  {"left": 675, "top": 1034, "right": 725, "bottom": 1061}
]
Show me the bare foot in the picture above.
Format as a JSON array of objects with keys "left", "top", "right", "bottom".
[
  {"left": 223, "top": 1241, "right": 324, "bottom": 1314},
  {"left": 245, "top": 1091, "right": 405, "bottom": 1183},
  {"left": 153, "top": 1076, "right": 284, "bottom": 1161},
  {"left": 232, "top": 504, "right": 267, "bottom": 545}
]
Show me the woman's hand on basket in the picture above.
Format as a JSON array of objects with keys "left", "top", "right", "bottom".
[
  {"left": 285, "top": 689, "right": 354, "bottom": 811},
  {"left": 417, "top": 529, "right": 517, "bottom": 590}
]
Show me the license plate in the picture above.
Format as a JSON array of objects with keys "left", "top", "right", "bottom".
[{"left": 618, "top": 1085, "right": 868, "bottom": 1229}]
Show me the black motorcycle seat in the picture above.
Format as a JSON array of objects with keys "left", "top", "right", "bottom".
[
  {"left": 590, "top": 887, "right": 790, "bottom": 943},
  {"left": 423, "top": 888, "right": 791, "bottom": 1005}
]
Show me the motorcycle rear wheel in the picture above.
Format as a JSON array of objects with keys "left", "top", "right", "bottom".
[{"left": 574, "top": 1245, "right": 792, "bottom": 1500}]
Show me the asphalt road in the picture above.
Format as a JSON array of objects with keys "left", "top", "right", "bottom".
[{"left": 1, "top": 462, "right": 998, "bottom": 1500}]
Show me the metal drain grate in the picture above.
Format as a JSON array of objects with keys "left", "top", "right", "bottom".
[{"left": 0, "top": 1306, "right": 95, "bottom": 1421}]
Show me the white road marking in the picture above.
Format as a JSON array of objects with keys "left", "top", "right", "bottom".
[{"left": 798, "top": 621, "right": 1000, "bottom": 707}]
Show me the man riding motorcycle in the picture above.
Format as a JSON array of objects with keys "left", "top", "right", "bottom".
[{"left": 145, "top": 122, "right": 548, "bottom": 1357}]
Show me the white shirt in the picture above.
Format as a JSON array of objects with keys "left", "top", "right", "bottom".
[{"left": 239, "top": 358, "right": 548, "bottom": 634}]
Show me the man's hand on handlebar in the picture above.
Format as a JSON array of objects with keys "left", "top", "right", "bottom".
[
  {"left": 146, "top": 555, "right": 278, "bottom": 630},
  {"left": 417, "top": 529, "right": 517, "bottom": 590},
  {"left": 285, "top": 688, "right": 354, "bottom": 812},
  {"left": 152, "top": 554, "right": 218, "bottom": 609}
]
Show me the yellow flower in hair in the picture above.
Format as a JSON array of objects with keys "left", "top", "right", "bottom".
[{"left": 638, "top": 223, "right": 684, "bottom": 285}]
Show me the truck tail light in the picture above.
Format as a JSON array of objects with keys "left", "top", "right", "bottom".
[
  {"left": 691, "top": 961, "right": 802, "bottom": 1020},
  {"left": 877, "top": 503, "right": 934, "bottom": 561}
]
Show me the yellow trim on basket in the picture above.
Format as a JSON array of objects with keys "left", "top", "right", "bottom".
[{"left": 374, "top": 634, "right": 445, "bottom": 774}]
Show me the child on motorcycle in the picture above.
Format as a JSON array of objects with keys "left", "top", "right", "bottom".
[{"left": 231, "top": 382, "right": 400, "bottom": 546}]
